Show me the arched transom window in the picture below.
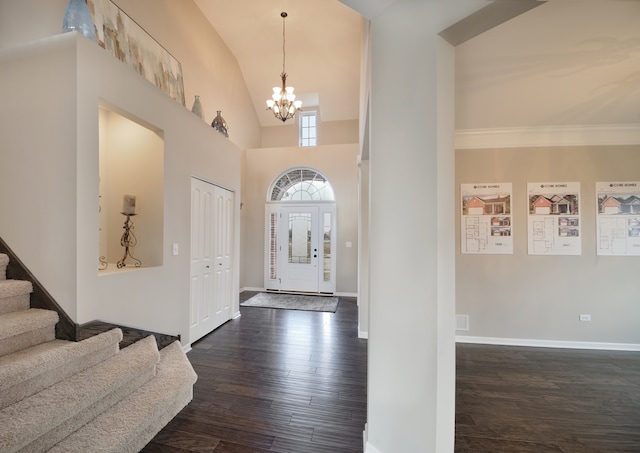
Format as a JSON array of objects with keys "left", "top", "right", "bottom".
[{"left": 268, "top": 167, "right": 335, "bottom": 202}]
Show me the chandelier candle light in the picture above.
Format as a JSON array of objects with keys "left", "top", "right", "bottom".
[{"left": 266, "top": 12, "right": 302, "bottom": 122}]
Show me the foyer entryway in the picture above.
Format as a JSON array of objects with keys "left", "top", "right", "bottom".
[{"left": 264, "top": 168, "right": 336, "bottom": 294}]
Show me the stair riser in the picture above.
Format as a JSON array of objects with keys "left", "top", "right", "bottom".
[
  {"left": 0, "top": 336, "right": 159, "bottom": 453},
  {"left": 0, "top": 342, "right": 120, "bottom": 410},
  {"left": 47, "top": 341, "right": 196, "bottom": 453},
  {"left": 0, "top": 327, "right": 55, "bottom": 357},
  {"left": 122, "top": 385, "right": 194, "bottom": 453},
  {"left": 0, "top": 295, "right": 30, "bottom": 316},
  {"left": 22, "top": 366, "right": 157, "bottom": 453}
]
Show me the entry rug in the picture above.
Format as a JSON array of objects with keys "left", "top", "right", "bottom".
[{"left": 241, "top": 292, "right": 338, "bottom": 313}]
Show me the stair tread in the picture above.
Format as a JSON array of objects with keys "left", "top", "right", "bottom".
[
  {"left": 0, "top": 309, "right": 58, "bottom": 340},
  {"left": 0, "top": 335, "right": 159, "bottom": 453},
  {"left": 0, "top": 280, "right": 33, "bottom": 299},
  {"left": 49, "top": 341, "right": 197, "bottom": 453},
  {"left": 0, "top": 328, "right": 123, "bottom": 403}
]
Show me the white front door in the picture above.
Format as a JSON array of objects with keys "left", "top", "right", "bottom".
[
  {"left": 280, "top": 206, "right": 320, "bottom": 292},
  {"left": 190, "top": 177, "right": 233, "bottom": 343},
  {"left": 265, "top": 204, "right": 336, "bottom": 294}
]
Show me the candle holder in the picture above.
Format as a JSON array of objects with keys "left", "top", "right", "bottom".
[{"left": 116, "top": 213, "right": 142, "bottom": 268}]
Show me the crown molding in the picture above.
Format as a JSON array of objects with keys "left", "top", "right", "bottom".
[{"left": 455, "top": 124, "right": 640, "bottom": 149}]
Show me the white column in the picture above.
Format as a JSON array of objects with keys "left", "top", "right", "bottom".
[{"left": 364, "top": 1, "right": 478, "bottom": 451}]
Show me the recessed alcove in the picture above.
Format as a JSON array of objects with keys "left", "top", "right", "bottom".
[{"left": 98, "top": 104, "right": 164, "bottom": 272}]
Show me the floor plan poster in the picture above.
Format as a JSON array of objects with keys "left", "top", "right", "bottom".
[
  {"left": 596, "top": 181, "right": 640, "bottom": 256},
  {"left": 461, "top": 183, "right": 513, "bottom": 254},
  {"left": 527, "top": 182, "right": 581, "bottom": 255}
]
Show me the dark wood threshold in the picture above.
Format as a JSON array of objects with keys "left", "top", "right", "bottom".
[{"left": 1, "top": 236, "right": 179, "bottom": 350}]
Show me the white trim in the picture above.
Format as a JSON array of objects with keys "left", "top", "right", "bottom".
[
  {"left": 456, "top": 335, "right": 640, "bottom": 351},
  {"left": 455, "top": 124, "right": 640, "bottom": 149},
  {"left": 232, "top": 311, "right": 241, "bottom": 319},
  {"left": 358, "top": 329, "right": 369, "bottom": 339},
  {"left": 364, "top": 442, "right": 383, "bottom": 453},
  {"left": 240, "top": 287, "right": 356, "bottom": 298},
  {"left": 240, "top": 286, "right": 264, "bottom": 292}
]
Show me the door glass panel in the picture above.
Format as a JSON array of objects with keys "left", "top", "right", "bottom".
[
  {"left": 289, "top": 213, "right": 311, "bottom": 264},
  {"left": 323, "top": 212, "right": 331, "bottom": 282},
  {"left": 269, "top": 212, "right": 278, "bottom": 279}
]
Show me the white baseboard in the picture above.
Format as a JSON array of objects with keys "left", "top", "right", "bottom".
[
  {"left": 240, "top": 286, "right": 263, "bottom": 292},
  {"left": 364, "top": 441, "right": 383, "bottom": 453},
  {"left": 358, "top": 330, "right": 369, "bottom": 339},
  {"left": 240, "top": 287, "right": 357, "bottom": 298},
  {"left": 456, "top": 335, "right": 640, "bottom": 351},
  {"left": 232, "top": 311, "right": 241, "bottom": 319}
]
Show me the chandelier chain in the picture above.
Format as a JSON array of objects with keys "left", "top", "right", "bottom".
[{"left": 281, "top": 12, "right": 286, "bottom": 75}]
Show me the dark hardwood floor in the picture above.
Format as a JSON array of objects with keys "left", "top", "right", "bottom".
[
  {"left": 141, "top": 292, "right": 368, "bottom": 453},
  {"left": 141, "top": 292, "right": 640, "bottom": 453},
  {"left": 456, "top": 343, "right": 640, "bottom": 453}
]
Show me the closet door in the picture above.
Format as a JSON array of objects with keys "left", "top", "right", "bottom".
[{"left": 190, "top": 177, "right": 233, "bottom": 343}]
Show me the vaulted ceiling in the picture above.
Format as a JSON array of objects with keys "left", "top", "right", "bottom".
[{"left": 193, "top": 0, "right": 640, "bottom": 130}]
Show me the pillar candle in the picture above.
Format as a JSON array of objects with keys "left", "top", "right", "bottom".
[{"left": 123, "top": 194, "right": 136, "bottom": 215}]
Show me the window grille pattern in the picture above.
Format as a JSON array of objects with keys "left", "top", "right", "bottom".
[
  {"left": 299, "top": 111, "right": 317, "bottom": 147},
  {"left": 269, "top": 212, "right": 278, "bottom": 279},
  {"left": 269, "top": 168, "right": 335, "bottom": 202}
]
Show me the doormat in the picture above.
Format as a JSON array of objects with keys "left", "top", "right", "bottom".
[{"left": 240, "top": 292, "right": 338, "bottom": 313}]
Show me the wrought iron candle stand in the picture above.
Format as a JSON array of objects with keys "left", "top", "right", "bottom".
[{"left": 116, "top": 213, "right": 142, "bottom": 268}]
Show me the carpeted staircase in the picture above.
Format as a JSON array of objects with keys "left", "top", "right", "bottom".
[{"left": 0, "top": 253, "right": 197, "bottom": 452}]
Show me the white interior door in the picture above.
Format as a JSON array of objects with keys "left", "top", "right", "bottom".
[
  {"left": 264, "top": 204, "right": 336, "bottom": 294},
  {"left": 190, "top": 177, "right": 233, "bottom": 343},
  {"left": 279, "top": 206, "right": 319, "bottom": 292}
]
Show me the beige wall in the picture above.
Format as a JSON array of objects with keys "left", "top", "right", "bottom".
[
  {"left": 0, "top": 0, "right": 262, "bottom": 151},
  {"left": 241, "top": 145, "right": 360, "bottom": 295},
  {"left": 0, "top": 33, "right": 242, "bottom": 348},
  {"left": 261, "top": 119, "right": 359, "bottom": 148},
  {"left": 456, "top": 145, "right": 640, "bottom": 345}
]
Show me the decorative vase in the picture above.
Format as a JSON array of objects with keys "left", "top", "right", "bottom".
[
  {"left": 191, "top": 95, "right": 205, "bottom": 120},
  {"left": 211, "top": 110, "right": 229, "bottom": 138},
  {"left": 62, "top": 0, "right": 97, "bottom": 42}
]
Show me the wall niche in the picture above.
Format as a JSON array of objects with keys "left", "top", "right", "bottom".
[{"left": 98, "top": 104, "right": 164, "bottom": 272}]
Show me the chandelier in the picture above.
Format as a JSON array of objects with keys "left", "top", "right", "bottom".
[{"left": 266, "top": 12, "right": 302, "bottom": 122}]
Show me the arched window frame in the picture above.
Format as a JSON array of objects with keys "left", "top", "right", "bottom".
[{"left": 267, "top": 167, "right": 335, "bottom": 202}]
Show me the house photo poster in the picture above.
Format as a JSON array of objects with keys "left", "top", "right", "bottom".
[
  {"left": 596, "top": 181, "right": 640, "bottom": 256},
  {"left": 527, "top": 182, "right": 581, "bottom": 256},
  {"left": 460, "top": 183, "right": 513, "bottom": 254}
]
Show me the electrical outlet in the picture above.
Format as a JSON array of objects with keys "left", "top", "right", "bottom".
[{"left": 579, "top": 314, "right": 591, "bottom": 322}]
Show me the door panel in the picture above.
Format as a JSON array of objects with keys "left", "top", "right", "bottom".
[
  {"left": 190, "top": 178, "right": 234, "bottom": 343},
  {"left": 279, "top": 207, "right": 319, "bottom": 292}
]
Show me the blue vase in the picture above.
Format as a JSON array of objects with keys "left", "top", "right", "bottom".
[{"left": 62, "top": 0, "right": 97, "bottom": 42}]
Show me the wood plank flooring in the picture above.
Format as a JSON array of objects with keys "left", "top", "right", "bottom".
[
  {"left": 456, "top": 343, "right": 640, "bottom": 453},
  {"left": 141, "top": 292, "right": 640, "bottom": 452},
  {"left": 141, "top": 292, "right": 368, "bottom": 453}
]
